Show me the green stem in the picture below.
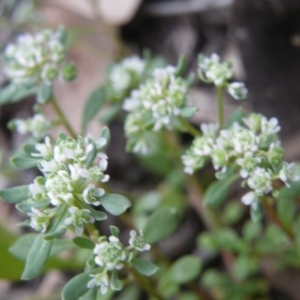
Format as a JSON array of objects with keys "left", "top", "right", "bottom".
[
  {"left": 217, "top": 87, "right": 224, "bottom": 129},
  {"left": 51, "top": 97, "right": 77, "bottom": 138},
  {"left": 178, "top": 116, "right": 201, "bottom": 137}
]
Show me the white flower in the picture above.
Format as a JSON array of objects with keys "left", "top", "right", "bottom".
[
  {"left": 261, "top": 117, "right": 280, "bottom": 135},
  {"left": 236, "top": 152, "right": 261, "bottom": 178},
  {"left": 129, "top": 230, "right": 151, "bottom": 252},
  {"left": 82, "top": 184, "right": 104, "bottom": 206},
  {"left": 69, "top": 164, "right": 89, "bottom": 181},
  {"left": 87, "top": 272, "right": 110, "bottom": 295},
  {"left": 32, "top": 136, "right": 53, "bottom": 160},
  {"left": 241, "top": 191, "right": 258, "bottom": 206},
  {"left": 93, "top": 236, "right": 127, "bottom": 271},
  {"left": 45, "top": 170, "right": 74, "bottom": 205},
  {"left": 39, "top": 159, "right": 61, "bottom": 173},
  {"left": 3, "top": 29, "right": 67, "bottom": 84},
  {"left": 64, "top": 207, "right": 94, "bottom": 236},
  {"left": 227, "top": 82, "right": 248, "bottom": 100},
  {"left": 200, "top": 123, "right": 219, "bottom": 136},
  {"left": 231, "top": 127, "right": 258, "bottom": 154},
  {"left": 247, "top": 168, "right": 273, "bottom": 195},
  {"left": 278, "top": 163, "right": 295, "bottom": 187},
  {"left": 198, "top": 53, "right": 233, "bottom": 87},
  {"left": 28, "top": 208, "right": 51, "bottom": 233}
]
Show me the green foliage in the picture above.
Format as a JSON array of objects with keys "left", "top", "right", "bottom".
[
  {"left": 62, "top": 272, "right": 91, "bottom": 300},
  {"left": 21, "top": 234, "right": 53, "bottom": 280},
  {"left": 82, "top": 87, "right": 107, "bottom": 132},
  {"left": 1, "top": 28, "right": 300, "bottom": 300},
  {"left": 131, "top": 258, "right": 158, "bottom": 276},
  {"left": 203, "top": 173, "right": 239, "bottom": 207},
  {"left": 143, "top": 207, "right": 180, "bottom": 244},
  {"left": 100, "top": 193, "right": 131, "bottom": 215},
  {"left": 37, "top": 82, "right": 53, "bottom": 104},
  {"left": 168, "top": 255, "right": 202, "bottom": 284},
  {"left": 0, "top": 185, "right": 32, "bottom": 203},
  {"left": 73, "top": 237, "right": 95, "bottom": 249}
]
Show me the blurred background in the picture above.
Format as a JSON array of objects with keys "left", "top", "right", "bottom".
[{"left": 1, "top": 0, "right": 300, "bottom": 299}]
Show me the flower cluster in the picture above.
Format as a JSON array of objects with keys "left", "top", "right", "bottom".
[
  {"left": 198, "top": 53, "right": 248, "bottom": 100},
  {"left": 106, "top": 56, "right": 147, "bottom": 102},
  {"left": 182, "top": 114, "right": 296, "bottom": 209},
  {"left": 3, "top": 28, "right": 76, "bottom": 85},
  {"left": 88, "top": 229, "right": 151, "bottom": 295},
  {"left": 8, "top": 114, "right": 51, "bottom": 139},
  {"left": 123, "top": 65, "right": 193, "bottom": 154},
  {"left": 23, "top": 131, "right": 109, "bottom": 235}
]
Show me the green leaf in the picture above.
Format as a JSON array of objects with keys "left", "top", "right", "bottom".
[
  {"left": 21, "top": 234, "right": 53, "bottom": 280},
  {"left": 0, "top": 84, "right": 18, "bottom": 104},
  {"left": 98, "top": 103, "right": 122, "bottom": 124},
  {"left": 277, "top": 182, "right": 300, "bottom": 227},
  {"left": 11, "top": 156, "right": 38, "bottom": 169},
  {"left": 175, "top": 55, "right": 186, "bottom": 76},
  {"left": 82, "top": 86, "right": 107, "bottom": 132},
  {"left": 225, "top": 107, "right": 245, "bottom": 128},
  {"left": 99, "top": 126, "right": 111, "bottom": 147},
  {"left": 100, "top": 194, "right": 131, "bottom": 216},
  {"left": 37, "top": 82, "right": 53, "bottom": 104},
  {"left": 111, "top": 269, "right": 123, "bottom": 291},
  {"left": 89, "top": 208, "right": 107, "bottom": 221},
  {"left": 10, "top": 233, "right": 75, "bottom": 261},
  {"left": 168, "top": 255, "right": 202, "bottom": 284},
  {"left": 16, "top": 200, "right": 50, "bottom": 213},
  {"left": 203, "top": 174, "right": 239, "bottom": 207},
  {"left": 0, "top": 83, "right": 36, "bottom": 104},
  {"left": 222, "top": 201, "right": 244, "bottom": 225},
  {"left": 143, "top": 207, "right": 179, "bottom": 244},
  {"left": 278, "top": 181, "right": 300, "bottom": 200},
  {"left": 109, "top": 226, "right": 120, "bottom": 237},
  {"left": 80, "top": 288, "right": 97, "bottom": 300},
  {"left": 277, "top": 196, "right": 295, "bottom": 229},
  {"left": 242, "top": 221, "right": 262, "bottom": 242},
  {"left": 215, "top": 229, "right": 241, "bottom": 251},
  {"left": 131, "top": 258, "right": 158, "bottom": 276},
  {"left": 50, "top": 239, "right": 76, "bottom": 257},
  {"left": 23, "top": 143, "right": 39, "bottom": 156},
  {"left": 179, "top": 106, "right": 197, "bottom": 118},
  {"left": 0, "top": 185, "right": 32, "bottom": 203},
  {"left": 72, "top": 237, "right": 95, "bottom": 249},
  {"left": 233, "top": 254, "right": 259, "bottom": 280},
  {"left": 62, "top": 272, "right": 91, "bottom": 300}
]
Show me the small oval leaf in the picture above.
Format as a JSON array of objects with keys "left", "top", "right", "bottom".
[
  {"left": 111, "top": 269, "right": 123, "bottom": 291},
  {"left": 100, "top": 194, "right": 131, "bottom": 216},
  {"left": 168, "top": 255, "right": 202, "bottom": 284},
  {"left": 0, "top": 185, "right": 32, "bottom": 203},
  {"left": 82, "top": 86, "right": 107, "bottom": 132},
  {"left": 11, "top": 156, "right": 38, "bottom": 169},
  {"left": 21, "top": 234, "right": 53, "bottom": 280},
  {"left": 62, "top": 273, "right": 91, "bottom": 300},
  {"left": 143, "top": 207, "right": 179, "bottom": 244},
  {"left": 16, "top": 200, "right": 50, "bottom": 213},
  {"left": 131, "top": 258, "right": 158, "bottom": 276},
  {"left": 203, "top": 174, "right": 239, "bottom": 207},
  {"left": 72, "top": 237, "right": 95, "bottom": 249},
  {"left": 37, "top": 83, "right": 53, "bottom": 104}
]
